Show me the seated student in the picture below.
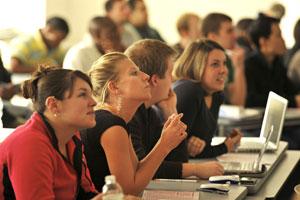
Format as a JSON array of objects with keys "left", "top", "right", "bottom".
[
  {"left": 0, "top": 66, "right": 99, "bottom": 199},
  {"left": 173, "top": 13, "right": 202, "bottom": 56},
  {"left": 81, "top": 52, "right": 187, "bottom": 195},
  {"left": 202, "top": 13, "right": 246, "bottom": 106},
  {"left": 173, "top": 39, "right": 242, "bottom": 158},
  {"left": 285, "top": 19, "right": 300, "bottom": 68},
  {"left": 236, "top": 18, "right": 255, "bottom": 54},
  {"left": 0, "top": 53, "right": 19, "bottom": 127},
  {"left": 105, "top": 0, "right": 141, "bottom": 48},
  {"left": 63, "top": 16, "right": 124, "bottom": 73},
  {"left": 128, "top": 0, "right": 164, "bottom": 41},
  {"left": 245, "top": 13, "right": 300, "bottom": 107},
  {"left": 10, "top": 16, "right": 69, "bottom": 73},
  {"left": 126, "top": 39, "right": 224, "bottom": 179}
]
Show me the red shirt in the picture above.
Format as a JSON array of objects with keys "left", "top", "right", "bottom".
[{"left": 0, "top": 112, "right": 96, "bottom": 200}]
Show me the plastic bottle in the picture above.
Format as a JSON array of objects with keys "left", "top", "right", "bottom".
[{"left": 102, "top": 175, "right": 124, "bottom": 200}]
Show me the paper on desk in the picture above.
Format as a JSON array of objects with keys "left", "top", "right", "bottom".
[
  {"left": 217, "top": 153, "right": 258, "bottom": 162},
  {"left": 142, "top": 190, "right": 199, "bottom": 200}
]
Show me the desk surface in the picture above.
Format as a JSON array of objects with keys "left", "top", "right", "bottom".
[
  {"left": 190, "top": 141, "right": 291, "bottom": 198},
  {"left": 218, "top": 108, "right": 300, "bottom": 134},
  {"left": 246, "top": 150, "right": 300, "bottom": 200},
  {"left": 145, "top": 180, "right": 247, "bottom": 200}
]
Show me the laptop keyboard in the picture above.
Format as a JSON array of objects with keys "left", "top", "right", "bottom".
[{"left": 222, "top": 162, "right": 255, "bottom": 173}]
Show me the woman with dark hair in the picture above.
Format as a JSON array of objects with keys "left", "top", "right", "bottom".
[
  {"left": 173, "top": 39, "right": 242, "bottom": 158},
  {"left": 0, "top": 65, "right": 99, "bottom": 199}
]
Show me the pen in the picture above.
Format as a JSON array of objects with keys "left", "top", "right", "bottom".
[{"left": 154, "top": 179, "right": 198, "bottom": 183}]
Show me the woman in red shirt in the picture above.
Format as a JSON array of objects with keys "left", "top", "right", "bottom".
[{"left": 0, "top": 65, "right": 98, "bottom": 199}]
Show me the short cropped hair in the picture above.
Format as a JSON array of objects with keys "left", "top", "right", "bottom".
[
  {"left": 249, "top": 13, "right": 280, "bottom": 49},
  {"left": 46, "top": 16, "right": 69, "bottom": 35},
  {"left": 201, "top": 13, "right": 232, "bottom": 37},
  {"left": 125, "top": 39, "right": 176, "bottom": 78},
  {"left": 105, "top": 0, "right": 122, "bottom": 12},
  {"left": 176, "top": 13, "right": 200, "bottom": 34}
]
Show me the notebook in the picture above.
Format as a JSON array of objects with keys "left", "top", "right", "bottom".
[
  {"left": 221, "top": 125, "right": 273, "bottom": 175},
  {"left": 236, "top": 91, "right": 288, "bottom": 152}
]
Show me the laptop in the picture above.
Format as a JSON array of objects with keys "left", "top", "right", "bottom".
[
  {"left": 221, "top": 125, "right": 273, "bottom": 175},
  {"left": 236, "top": 91, "right": 288, "bottom": 152}
]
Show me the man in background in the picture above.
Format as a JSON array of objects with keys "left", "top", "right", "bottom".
[
  {"left": 10, "top": 16, "right": 69, "bottom": 73},
  {"left": 173, "top": 13, "right": 202, "bottom": 55},
  {"left": 128, "top": 0, "right": 164, "bottom": 41},
  {"left": 105, "top": 0, "right": 141, "bottom": 47},
  {"left": 63, "top": 16, "right": 123, "bottom": 73}
]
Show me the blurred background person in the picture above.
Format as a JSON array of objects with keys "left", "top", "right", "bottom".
[
  {"left": 9, "top": 16, "right": 69, "bottom": 73},
  {"left": 287, "top": 19, "right": 300, "bottom": 91},
  {"left": 128, "top": 0, "right": 164, "bottom": 41},
  {"left": 63, "top": 16, "right": 124, "bottom": 73},
  {"left": 105, "top": 0, "right": 141, "bottom": 47},
  {"left": 235, "top": 18, "right": 255, "bottom": 54},
  {"left": 0, "top": 53, "right": 20, "bottom": 127},
  {"left": 173, "top": 13, "right": 202, "bottom": 56},
  {"left": 245, "top": 13, "right": 299, "bottom": 108}
]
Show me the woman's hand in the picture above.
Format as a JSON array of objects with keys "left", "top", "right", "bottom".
[
  {"left": 187, "top": 136, "right": 206, "bottom": 157},
  {"left": 224, "top": 129, "right": 242, "bottom": 152},
  {"left": 160, "top": 113, "right": 187, "bottom": 152}
]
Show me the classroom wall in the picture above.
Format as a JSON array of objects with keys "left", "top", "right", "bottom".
[
  {"left": 46, "top": 0, "right": 103, "bottom": 48},
  {"left": 1, "top": 0, "right": 299, "bottom": 48},
  {"left": 44, "top": 0, "right": 300, "bottom": 48}
]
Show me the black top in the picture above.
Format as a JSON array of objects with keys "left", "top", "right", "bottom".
[
  {"left": 245, "top": 51, "right": 298, "bottom": 107},
  {"left": 80, "top": 110, "right": 129, "bottom": 191},
  {"left": 128, "top": 104, "right": 185, "bottom": 179},
  {"left": 173, "top": 79, "right": 227, "bottom": 158},
  {"left": 135, "top": 25, "right": 164, "bottom": 42}
]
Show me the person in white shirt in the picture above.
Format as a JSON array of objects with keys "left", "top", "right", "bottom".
[{"left": 63, "top": 16, "right": 123, "bottom": 73}]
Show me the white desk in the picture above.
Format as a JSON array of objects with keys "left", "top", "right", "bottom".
[
  {"left": 246, "top": 150, "right": 300, "bottom": 200},
  {"left": 145, "top": 180, "right": 247, "bottom": 200}
]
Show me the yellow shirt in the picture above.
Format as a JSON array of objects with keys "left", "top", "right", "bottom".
[{"left": 10, "top": 31, "right": 65, "bottom": 68}]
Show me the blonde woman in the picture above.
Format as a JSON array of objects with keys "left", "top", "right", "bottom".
[
  {"left": 81, "top": 52, "right": 187, "bottom": 195},
  {"left": 173, "top": 39, "right": 242, "bottom": 159}
]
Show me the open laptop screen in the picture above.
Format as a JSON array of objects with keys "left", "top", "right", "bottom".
[
  {"left": 260, "top": 92, "right": 288, "bottom": 147},
  {"left": 254, "top": 125, "right": 274, "bottom": 171}
]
